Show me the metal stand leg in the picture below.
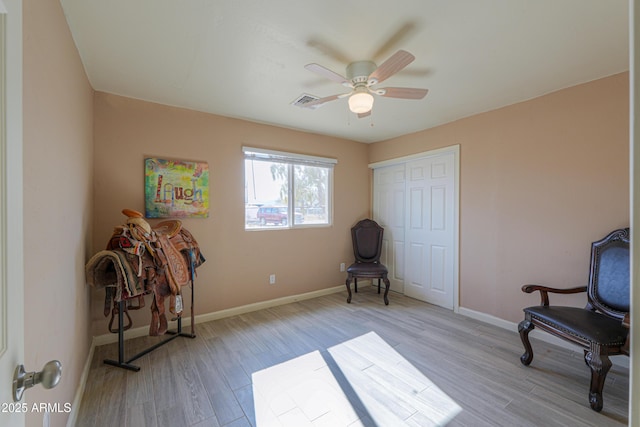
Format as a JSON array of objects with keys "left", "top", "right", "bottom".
[
  {"left": 103, "top": 300, "right": 141, "bottom": 372},
  {"left": 104, "top": 251, "right": 197, "bottom": 371}
]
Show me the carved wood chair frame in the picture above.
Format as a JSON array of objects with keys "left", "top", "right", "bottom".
[{"left": 518, "top": 227, "right": 630, "bottom": 412}]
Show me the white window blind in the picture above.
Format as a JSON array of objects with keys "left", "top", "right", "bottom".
[{"left": 242, "top": 146, "right": 337, "bottom": 168}]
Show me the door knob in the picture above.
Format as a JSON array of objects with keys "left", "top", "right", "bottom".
[{"left": 12, "top": 360, "right": 62, "bottom": 402}]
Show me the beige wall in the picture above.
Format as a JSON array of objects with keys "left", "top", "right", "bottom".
[
  {"left": 16, "top": 2, "right": 630, "bottom": 423},
  {"left": 91, "top": 93, "right": 370, "bottom": 335},
  {"left": 91, "top": 74, "right": 629, "bottom": 335},
  {"left": 22, "top": 1, "right": 94, "bottom": 426},
  {"left": 370, "top": 72, "right": 630, "bottom": 323}
]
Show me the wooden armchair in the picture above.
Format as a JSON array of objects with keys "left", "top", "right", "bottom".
[{"left": 518, "top": 228, "right": 630, "bottom": 412}]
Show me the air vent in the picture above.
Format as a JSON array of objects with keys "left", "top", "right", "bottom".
[{"left": 291, "top": 93, "right": 320, "bottom": 109}]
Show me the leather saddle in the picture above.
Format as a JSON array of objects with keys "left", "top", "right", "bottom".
[{"left": 94, "top": 209, "right": 205, "bottom": 336}]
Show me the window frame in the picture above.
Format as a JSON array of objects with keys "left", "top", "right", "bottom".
[{"left": 243, "top": 146, "right": 336, "bottom": 230}]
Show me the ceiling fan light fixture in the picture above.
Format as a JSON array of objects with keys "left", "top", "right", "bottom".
[{"left": 348, "top": 90, "right": 374, "bottom": 114}]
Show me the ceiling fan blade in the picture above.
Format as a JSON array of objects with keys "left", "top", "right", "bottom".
[
  {"left": 304, "top": 63, "right": 349, "bottom": 86},
  {"left": 371, "top": 21, "right": 418, "bottom": 61},
  {"left": 396, "top": 67, "right": 432, "bottom": 78},
  {"left": 299, "top": 93, "right": 344, "bottom": 109},
  {"left": 357, "top": 111, "right": 372, "bottom": 119},
  {"left": 307, "top": 38, "right": 352, "bottom": 65},
  {"left": 368, "top": 50, "right": 415, "bottom": 85},
  {"left": 378, "top": 87, "right": 428, "bottom": 99}
]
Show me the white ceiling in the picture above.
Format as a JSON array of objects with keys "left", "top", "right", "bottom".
[{"left": 60, "top": 0, "right": 629, "bottom": 143}]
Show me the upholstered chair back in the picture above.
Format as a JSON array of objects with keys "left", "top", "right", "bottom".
[
  {"left": 351, "top": 219, "right": 384, "bottom": 263},
  {"left": 588, "top": 228, "right": 630, "bottom": 318}
]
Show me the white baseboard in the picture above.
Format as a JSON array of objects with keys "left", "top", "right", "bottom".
[
  {"left": 66, "top": 341, "right": 95, "bottom": 427},
  {"left": 93, "top": 285, "right": 345, "bottom": 346},
  {"left": 457, "top": 307, "right": 629, "bottom": 369}
]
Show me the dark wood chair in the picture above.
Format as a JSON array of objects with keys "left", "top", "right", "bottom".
[
  {"left": 345, "top": 219, "right": 391, "bottom": 305},
  {"left": 518, "top": 227, "right": 630, "bottom": 412}
]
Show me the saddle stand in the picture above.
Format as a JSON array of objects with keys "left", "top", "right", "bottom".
[
  {"left": 103, "top": 248, "right": 198, "bottom": 372},
  {"left": 85, "top": 209, "right": 205, "bottom": 372}
]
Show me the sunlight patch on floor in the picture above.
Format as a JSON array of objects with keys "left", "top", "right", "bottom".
[
  {"left": 252, "top": 350, "right": 361, "bottom": 426},
  {"left": 329, "top": 331, "right": 462, "bottom": 426},
  {"left": 251, "top": 331, "right": 461, "bottom": 426}
]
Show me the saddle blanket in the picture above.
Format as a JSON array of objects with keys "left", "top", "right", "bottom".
[{"left": 85, "top": 249, "right": 146, "bottom": 301}]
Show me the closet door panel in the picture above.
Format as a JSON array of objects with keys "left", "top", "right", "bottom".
[{"left": 373, "top": 164, "right": 406, "bottom": 293}]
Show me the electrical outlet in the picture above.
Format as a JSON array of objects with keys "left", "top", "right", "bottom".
[
  {"left": 340, "top": 263, "right": 345, "bottom": 272},
  {"left": 269, "top": 274, "right": 276, "bottom": 285}
]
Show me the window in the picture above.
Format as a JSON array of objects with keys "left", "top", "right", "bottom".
[{"left": 243, "top": 147, "right": 336, "bottom": 230}]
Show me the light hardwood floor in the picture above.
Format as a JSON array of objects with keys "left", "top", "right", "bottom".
[{"left": 76, "top": 289, "right": 629, "bottom": 426}]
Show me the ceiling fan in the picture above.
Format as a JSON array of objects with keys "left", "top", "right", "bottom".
[{"left": 300, "top": 50, "right": 428, "bottom": 118}]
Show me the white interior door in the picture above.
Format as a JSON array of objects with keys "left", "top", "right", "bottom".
[
  {"left": 372, "top": 146, "right": 458, "bottom": 310},
  {"left": 403, "top": 153, "right": 456, "bottom": 309},
  {"left": 0, "top": 2, "right": 25, "bottom": 426},
  {"left": 373, "top": 164, "right": 406, "bottom": 293}
]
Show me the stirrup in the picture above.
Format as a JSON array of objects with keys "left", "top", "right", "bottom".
[{"left": 108, "top": 305, "right": 133, "bottom": 333}]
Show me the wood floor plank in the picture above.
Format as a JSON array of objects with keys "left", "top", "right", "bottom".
[
  {"left": 94, "top": 366, "right": 128, "bottom": 427},
  {"left": 125, "top": 400, "right": 158, "bottom": 427},
  {"left": 196, "top": 359, "right": 246, "bottom": 426},
  {"left": 190, "top": 415, "right": 222, "bottom": 427},
  {"left": 205, "top": 336, "right": 252, "bottom": 391},
  {"left": 221, "top": 416, "right": 253, "bottom": 427},
  {"left": 167, "top": 350, "right": 216, "bottom": 425},
  {"left": 233, "top": 383, "right": 257, "bottom": 427},
  {"left": 79, "top": 290, "right": 628, "bottom": 426},
  {"left": 75, "top": 365, "right": 106, "bottom": 427}
]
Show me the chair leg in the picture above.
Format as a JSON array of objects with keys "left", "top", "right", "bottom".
[
  {"left": 517, "top": 320, "right": 535, "bottom": 365},
  {"left": 585, "top": 349, "right": 612, "bottom": 412},
  {"left": 354, "top": 278, "right": 358, "bottom": 293},
  {"left": 382, "top": 275, "right": 390, "bottom": 305},
  {"left": 345, "top": 275, "right": 353, "bottom": 303}
]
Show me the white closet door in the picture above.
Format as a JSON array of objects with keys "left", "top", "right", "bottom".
[
  {"left": 373, "top": 164, "right": 406, "bottom": 293},
  {"left": 372, "top": 147, "right": 458, "bottom": 310},
  {"left": 404, "top": 152, "right": 456, "bottom": 309}
]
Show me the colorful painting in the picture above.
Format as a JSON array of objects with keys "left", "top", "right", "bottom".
[{"left": 144, "top": 158, "right": 209, "bottom": 218}]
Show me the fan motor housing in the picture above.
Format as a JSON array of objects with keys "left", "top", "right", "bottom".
[{"left": 347, "top": 61, "right": 377, "bottom": 84}]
